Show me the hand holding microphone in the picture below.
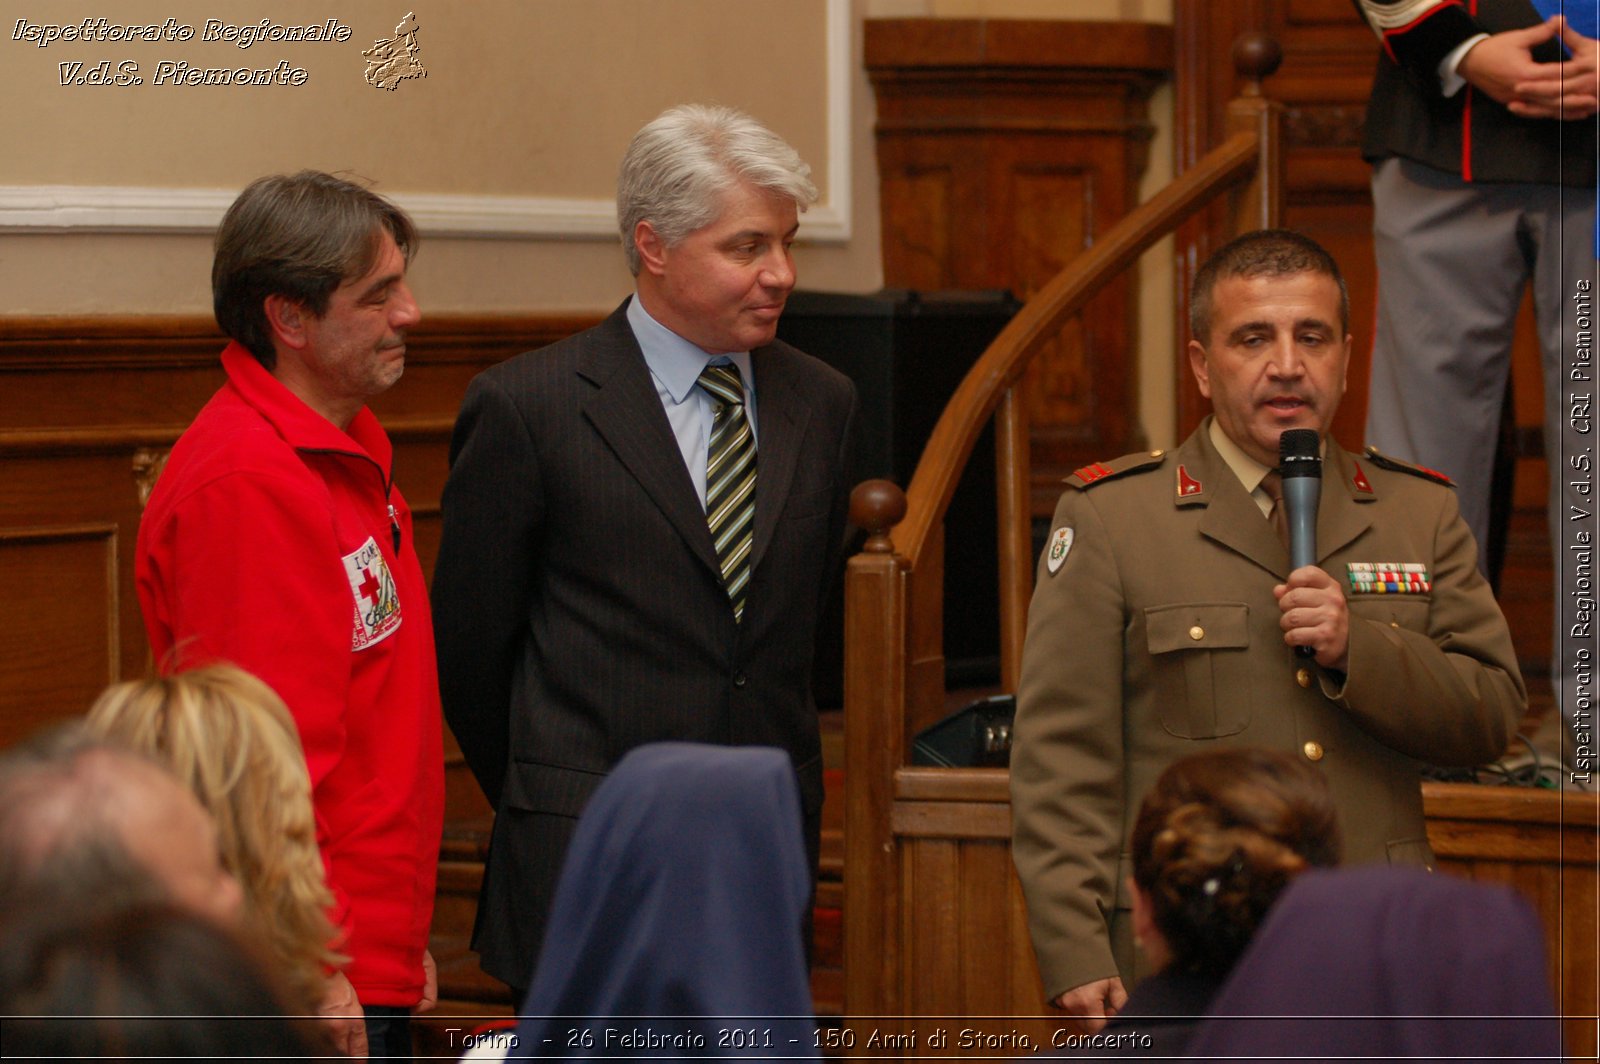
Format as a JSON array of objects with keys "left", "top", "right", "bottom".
[{"left": 1274, "top": 429, "right": 1349, "bottom": 671}]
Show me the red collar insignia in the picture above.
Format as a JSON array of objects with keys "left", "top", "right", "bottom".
[
  {"left": 1351, "top": 462, "right": 1374, "bottom": 494},
  {"left": 1176, "top": 465, "right": 1203, "bottom": 497}
]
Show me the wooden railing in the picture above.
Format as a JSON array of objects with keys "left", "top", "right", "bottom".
[{"left": 840, "top": 35, "right": 1285, "bottom": 1025}]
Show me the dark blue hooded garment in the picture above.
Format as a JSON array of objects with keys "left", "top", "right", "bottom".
[{"left": 509, "top": 742, "right": 818, "bottom": 1060}]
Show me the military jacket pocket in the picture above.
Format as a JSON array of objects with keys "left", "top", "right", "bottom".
[{"left": 1144, "top": 602, "right": 1252, "bottom": 739}]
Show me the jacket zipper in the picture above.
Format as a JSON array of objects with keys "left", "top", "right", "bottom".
[{"left": 299, "top": 446, "right": 401, "bottom": 553}]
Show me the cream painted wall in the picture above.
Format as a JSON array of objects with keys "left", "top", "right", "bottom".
[
  {"left": 2, "top": 0, "right": 1174, "bottom": 443},
  {"left": 0, "top": 0, "right": 872, "bottom": 315},
  {"left": 865, "top": 0, "right": 1169, "bottom": 18}
]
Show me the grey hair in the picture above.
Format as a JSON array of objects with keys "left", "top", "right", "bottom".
[
  {"left": 0, "top": 726, "right": 170, "bottom": 916},
  {"left": 617, "top": 104, "right": 818, "bottom": 276}
]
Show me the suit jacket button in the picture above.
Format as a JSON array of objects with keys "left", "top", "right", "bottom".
[
  {"left": 733, "top": 672, "right": 748, "bottom": 688},
  {"left": 1303, "top": 740, "right": 1324, "bottom": 762},
  {"left": 1296, "top": 667, "right": 1312, "bottom": 688}
]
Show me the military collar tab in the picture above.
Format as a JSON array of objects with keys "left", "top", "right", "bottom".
[{"left": 1174, "top": 462, "right": 1207, "bottom": 505}]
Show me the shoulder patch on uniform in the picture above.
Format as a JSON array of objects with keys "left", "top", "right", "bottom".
[
  {"left": 1045, "top": 526, "right": 1074, "bottom": 574},
  {"left": 1362, "top": 446, "right": 1455, "bottom": 487},
  {"left": 1066, "top": 449, "right": 1166, "bottom": 491}
]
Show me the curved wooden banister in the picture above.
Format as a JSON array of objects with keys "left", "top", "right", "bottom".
[{"left": 894, "top": 127, "right": 1261, "bottom": 570}]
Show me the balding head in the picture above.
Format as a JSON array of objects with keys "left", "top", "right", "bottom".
[{"left": 0, "top": 727, "right": 241, "bottom": 925}]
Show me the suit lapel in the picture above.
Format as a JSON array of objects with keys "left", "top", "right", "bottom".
[
  {"left": 578, "top": 307, "right": 722, "bottom": 578},
  {"left": 748, "top": 347, "right": 811, "bottom": 573}
]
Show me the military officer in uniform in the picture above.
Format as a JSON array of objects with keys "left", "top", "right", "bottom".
[{"left": 1010, "top": 229, "right": 1525, "bottom": 1031}]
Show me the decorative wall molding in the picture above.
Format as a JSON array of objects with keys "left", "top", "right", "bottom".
[{"left": 0, "top": 1, "right": 852, "bottom": 243}]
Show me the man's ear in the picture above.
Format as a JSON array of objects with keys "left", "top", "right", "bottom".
[
  {"left": 1187, "top": 339, "right": 1212, "bottom": 399},
  {"left": 263, "top": 294, "right": 310, "bottom": 352},
  {"left": 634, "top": 220, "right": 669, "bottom": 278}
]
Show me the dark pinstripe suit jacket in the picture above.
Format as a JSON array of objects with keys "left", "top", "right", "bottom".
[{"left": 432, "top": 300, "right": 858, "bottom": 986}]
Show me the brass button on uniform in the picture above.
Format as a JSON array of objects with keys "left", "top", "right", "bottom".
[
  {"left": 1150, "top": 449, "right": 1164, "bottom": 458},
  {"left": 1295, "top": 667, "right": 1312, "bottom": 689},
  {"left": 1390, "top": 621, "right": 1400, "bottom": 628},
  {"left": 1188, "top": 625, "right": 1204, "bottom": 641},
  {"left": 1303, "top": 740, "right": 1324, "bottom": 762}
]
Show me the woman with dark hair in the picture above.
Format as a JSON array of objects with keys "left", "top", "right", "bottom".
[{"left": 1104, "top": 746, "right": 1341, "bottom": 1053}]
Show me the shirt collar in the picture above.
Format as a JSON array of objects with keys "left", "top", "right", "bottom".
[
  {"left": 627, "top": 294, "right": 755, "bottom": 403},
  {"left": 1208, "top": 419, "right": 1274, "bottom": 494},
  {"left": 1207, "top": 418, "right": 1327, "bottom": 494}
]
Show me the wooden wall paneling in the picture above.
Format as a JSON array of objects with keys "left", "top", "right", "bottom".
[
  {"left": 879, "top": 168, "right": 955, "bottom": 291},
  {"left": 866, "top": 18, "right": 1172, "bottom": 512},
  {"left": 1006, "top": 860, "right": 1047, "bottom": 1011},
  {"left": 1425, "top": 784, "right": 1600, "bottom": 1057},
  {"left": 903, "top": 837, "right": 961, "bottom": 1016},
  {"left": 0, "top": 524, "right": 119, "bottom": 746},
  {"left": 956, "top": 839, "right": 1015, "bottom": 1015}
]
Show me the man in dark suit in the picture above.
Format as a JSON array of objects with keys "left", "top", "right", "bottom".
[{"left": 432, "top": 104, "right": 858, "bottom": 991}]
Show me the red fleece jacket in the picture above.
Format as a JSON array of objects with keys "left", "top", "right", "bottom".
[{"left": 137, "top": 344, "right": 443, "bottom": 1006}]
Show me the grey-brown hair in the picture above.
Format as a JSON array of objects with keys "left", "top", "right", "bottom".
[{"left": 212, "top": 170, "right": 417, "bottom": 368}]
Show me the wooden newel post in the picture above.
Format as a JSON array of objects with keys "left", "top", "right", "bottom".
[
  {"left": 1227, "top": 32, "right": 1285, "bottom": 232},
  {"left": 851, "top": 478, "right": 908, "bottom": 556},
  {"left": 843, "top": 477, "right": 910, "bottom": 1022}
]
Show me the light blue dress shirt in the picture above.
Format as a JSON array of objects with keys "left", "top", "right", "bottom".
[{"left": 626, "top": 295, "right": 758, "bottom": 510}]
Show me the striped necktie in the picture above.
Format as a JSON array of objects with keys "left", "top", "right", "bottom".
[{"left": 699, "top": 363, "right": 756, "bottom": 622}]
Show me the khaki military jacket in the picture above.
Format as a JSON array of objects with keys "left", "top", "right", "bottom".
[{"left": 1010, "top": 420, "right": 1525, "bottom": 998}]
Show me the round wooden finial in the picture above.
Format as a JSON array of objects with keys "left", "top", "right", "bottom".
[
  {"left": 1232, "top": 32, "right": 1282, "bottom": 93},
  {"left": 850, "top": 479, "right": 907, "bottom": 553}
]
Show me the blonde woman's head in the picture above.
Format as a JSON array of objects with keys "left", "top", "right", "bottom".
[{"left": 86, "top": 664, "right": 342, "bottom": 1010}]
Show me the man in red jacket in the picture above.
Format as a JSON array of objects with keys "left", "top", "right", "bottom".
[{"left": 136, "top": 171, "right": 443, "bottom": 1060}]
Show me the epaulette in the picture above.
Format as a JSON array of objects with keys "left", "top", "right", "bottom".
[
  {"left": 1066, "top": 449, "right": 1167, "bottom": 490},
  {"left": 1362, "top": 446, "right": 1455, "bottom": 487}
]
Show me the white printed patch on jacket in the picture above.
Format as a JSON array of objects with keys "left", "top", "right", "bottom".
[
  {"left": 1046, "top": 526, "right": 1074, "bottom": 575},
  {"left": 343, "top": 536, "right": 402, "bottom": 649}
]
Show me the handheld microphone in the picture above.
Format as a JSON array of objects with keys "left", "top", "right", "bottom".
[{"left": 1279, "top": 428, "right": 1321, "bottom": 660}]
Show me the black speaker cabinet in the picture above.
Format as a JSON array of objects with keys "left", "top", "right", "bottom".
[{"left": 777, "top": 288, "right": 1021, "bottom": 705}]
